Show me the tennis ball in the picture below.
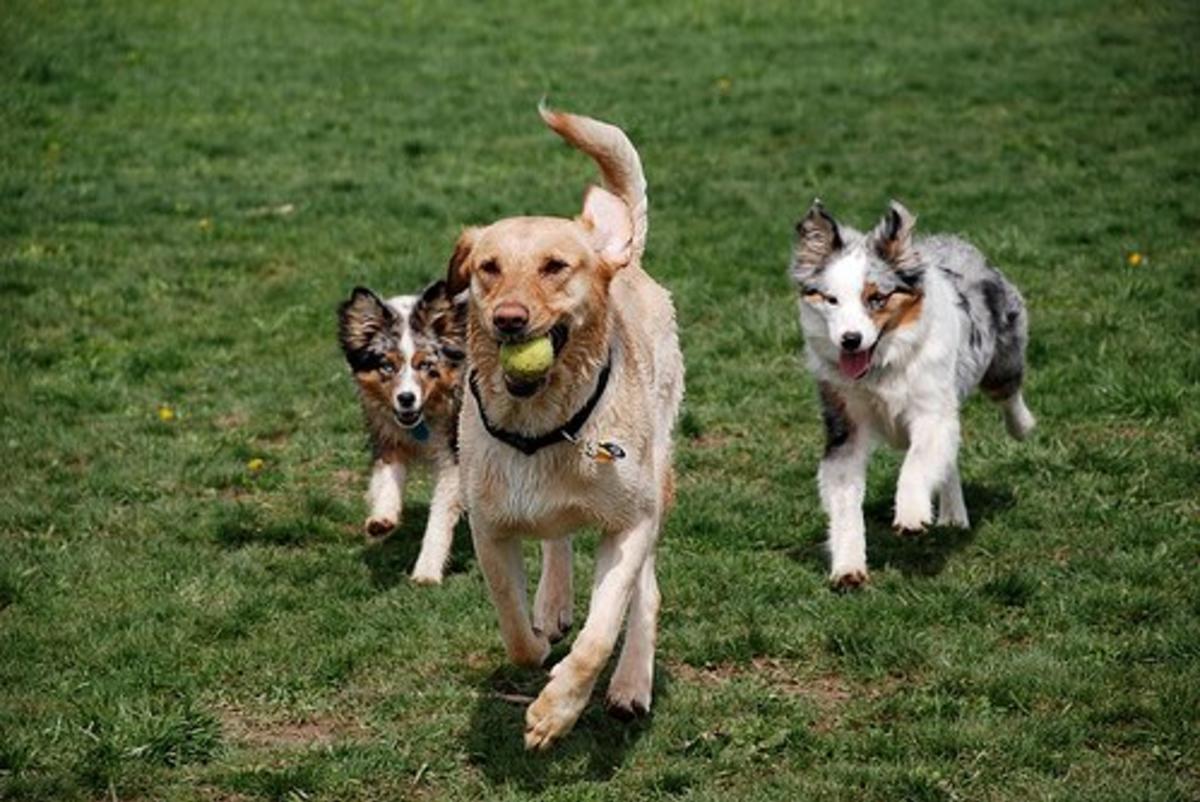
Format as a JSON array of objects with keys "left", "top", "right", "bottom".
[{"left": 499, "top": 336, "right": 554, "bottom": 379}]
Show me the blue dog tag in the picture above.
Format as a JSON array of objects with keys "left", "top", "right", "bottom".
[{"left": 411, "top": 420, "right": 431, "bottom": 442}]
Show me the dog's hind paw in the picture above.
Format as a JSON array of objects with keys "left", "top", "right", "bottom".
[
  {"left": 936, "top": 509, "right": 970, "bottom": 529},
  {"left": 605, "top": 687, "right": 651, "bottom": 721},
  {"left": 365, "top": 517, "right": 396, "bottom": 538},
  {"left": 533, "top": 608, "right": 573, "bottom": 645}
]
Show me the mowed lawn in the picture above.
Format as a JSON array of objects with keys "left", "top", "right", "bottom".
[{"left": 2, "top": 1, "right": 1198, "bottom": 799}]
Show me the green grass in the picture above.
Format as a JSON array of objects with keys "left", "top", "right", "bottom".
[{"left": 2, "top": 0, "right": 1198, "bottom": 799}]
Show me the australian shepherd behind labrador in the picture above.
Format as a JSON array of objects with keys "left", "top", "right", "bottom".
[
  {"left": 337, "top": 279, "right": 467, "bottom": 584},
  {"left": 446, "top": 107, "right": 683, "bottom": 749},
  {"left": 791, "top": 200, "right": 1034, "bottom": 589}
]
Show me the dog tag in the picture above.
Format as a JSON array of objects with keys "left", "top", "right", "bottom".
[
  {"left": 584, "top": 440, "right": 625, "bottom": 463},
  {"left": 562, "top": 432, "right": 625, "bottom": 463}
]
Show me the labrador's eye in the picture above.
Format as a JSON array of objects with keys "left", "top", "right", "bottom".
[
  {"left": 825, "top": 295, "right": 839, "bottom": 306},
  {"left": 479, "top": 259, "right": 500, "bottom": 277},
  {"left": 541, "top": 257, "right": 568, "bottom": 276}
]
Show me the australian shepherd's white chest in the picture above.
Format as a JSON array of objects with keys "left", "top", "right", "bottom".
[{"left": 791, "top": 200, "right": 1035, "bottom": 589}]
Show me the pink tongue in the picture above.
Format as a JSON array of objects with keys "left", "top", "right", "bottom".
[{"left": 838, "top": 349, "right": 872, "bottom": 380}]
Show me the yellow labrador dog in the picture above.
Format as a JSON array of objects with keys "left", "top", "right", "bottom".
[{"left": 446, "top": 107, "right": 683, "bottom": 749}]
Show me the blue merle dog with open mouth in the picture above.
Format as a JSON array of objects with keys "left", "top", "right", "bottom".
[
  {"left": 791, "top": 199, "right": 1035, "bottom": 589},
  {"left": 338, "top": 279, "right": 467, "bottom": 584}
]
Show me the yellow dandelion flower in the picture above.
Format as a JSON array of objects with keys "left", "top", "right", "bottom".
[
  {"left": 157, "top": 405, "right": 175, "bottom": 422},
  {"left": 198, "top": 217, "right": 213, "bottom": 231},
  {"left": 1127, "top": 252, "right": 1143, "bottom": 267},
  {"left": 247, "top": 458, "right": 265, "bottom": 472}
]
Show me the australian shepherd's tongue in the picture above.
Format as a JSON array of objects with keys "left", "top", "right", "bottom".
[{"left": 839, "top": 349, "right": 872, "bottom": 381}]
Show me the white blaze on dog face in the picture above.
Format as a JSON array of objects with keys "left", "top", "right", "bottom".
[
  {"left": 386, "top": 296, "right": 424, "bottom": 421},
  {"left": 802, "top": 249, "right": 878, "bottom": 349}
]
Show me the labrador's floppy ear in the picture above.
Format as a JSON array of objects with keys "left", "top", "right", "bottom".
[
  {"left": 445, "top": 227, "right": 481, "bottom": 295},
  {"left": 580, "top": 185, "right": 633, "bottom": 269},
  {"left": 792, "top": 199, "right": 844, "bottom": 278}
]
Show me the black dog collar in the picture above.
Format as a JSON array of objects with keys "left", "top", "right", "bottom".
[{"left": 468, "top": 359, "right": 612, "bottom": 456}]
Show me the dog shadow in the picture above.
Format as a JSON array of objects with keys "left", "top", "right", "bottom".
[
  {"left": 790, "top": 482, "right": 1014, "bottom": 579},
  {"left": 463, "top": 651, "right": 659, "bottom": 790},
  {"left": 359, "top": 504, "right": 475, "bottom": 589}
]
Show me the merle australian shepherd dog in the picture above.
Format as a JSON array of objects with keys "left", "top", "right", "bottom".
[
  {"left": 791, "top": 200, "right": 1035, "bottom": 589},
  {"left": 337, "top": 279, "right": 467, "bottom": 584}
]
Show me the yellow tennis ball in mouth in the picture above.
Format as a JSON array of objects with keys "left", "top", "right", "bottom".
[{"left": 499, "top": 336, "right": 554, "bottom": 379}]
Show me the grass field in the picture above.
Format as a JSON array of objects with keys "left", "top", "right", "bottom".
[{"left": 2, "top": 0, "right": 1198, "bottom": 799}]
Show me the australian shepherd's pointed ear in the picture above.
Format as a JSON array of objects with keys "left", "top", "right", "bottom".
[
  {"left": 445, "top": 227, "right": 481, "bottom": 296},
  {"left": 413, "top": 279, "right": 468, "bottom": 364},
  {"left": 793, "top": 199, "right": 844, "bottom": 277},
  {"left": 868, "top": 200, "right": 921, "bottom": 274},
  {"left": 338, "top": 287, "right": 394, "bottom": 364}
]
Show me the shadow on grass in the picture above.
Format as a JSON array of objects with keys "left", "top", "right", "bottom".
[
  {"left": 464, "top": 654, "right": 659, "bottom": 791},
  {"left": 789, "top": 482, "right": 1014, "bottom": 579},
  {"left": 359, "top": 505, "right": 475, "bottom": 589}
]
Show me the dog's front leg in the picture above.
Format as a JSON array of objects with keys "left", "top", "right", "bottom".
[
  {"left": 819, "top": 429, "right": 872, "bottom": 588},
  {"left": 410, "top": 462, "right": 462, "bottom": 585},
  {"left": 894, "top": 413, "right": 960, "bottom": 534},
  {"left": 365, "top": 459, "right": 407, "bottom": 538},
  {"left": 533, "top": 537, "right": 573, "bottom": 643},
  {"left": 936, "top": 460, "right": 970, "bottom": 528},
  {"left": 524, "top": 516, "right": 658, "bottom": 750},
  {"left": 473, "top": 522, "right": 550, "bottom": 669}
]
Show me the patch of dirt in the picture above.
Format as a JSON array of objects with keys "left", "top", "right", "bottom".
[
  {"left": 195, "top": 787, "right": 254, "bottom": 802},
  {"left": 215, "top": 412, "right": 249, "bottom": 430},
  {"left": 687, "top": 433, "right": 734, "bottom": 449},
  {"left": 255, "top": 428, "right": 292, "bottom": 446},
  {"left": 332, "top": 468, "right": 359, "bottom": 489},
  {"left": 667, "top": 657, "right": 900, "bottom": 733},
  {"left": 218, "top": 705, "right": 367, "bottom": 749}
]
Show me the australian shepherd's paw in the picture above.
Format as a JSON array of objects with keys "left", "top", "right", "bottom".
[
  {"left": 830, "top": 566, "right": 870, "bottom": 590},
  {"left": 365, "top": 516, "right": 396, "bottom": 538},
  {"left": 936, "top": 507, "right": 971, "bottom": 529},
  {"left": 408, "top": 568, "right": 443, "bottom": 586},
  {"left": 524, "top": 674, "right": 591, "bottom": 751},
  {"left": 892, "top": 493, "right": 932, "bottom": 535}
]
